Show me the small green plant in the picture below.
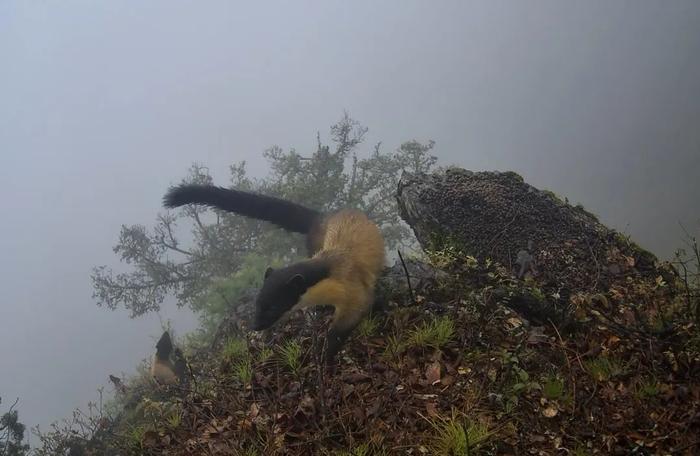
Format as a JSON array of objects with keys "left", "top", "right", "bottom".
[
  {"left": 509, "top": 366, "right": 539, "bottom": 395},
  {"left": 542, "top": 376, "right": 565, "bottom": 400},
  {"left": 382, "top": 333, "right": 406, "bottom": 360},
  {"left": 426, "top": 243, "right": 470, "bottom": 268},
  {"left": 499, "top": 351, "right": 540, "bottom": 410},
  {"left": 278, "top": 340, "right": 303, "bottom": 375},
  {"left": 503, "top": 395, "right": 518, "bottom": 414},
  {"left": 635, "top": 378, "right": 660, "bottom": 400},
  {"left": 222, "top": 338, "right": 249, "bottom": 361},
  {"left": 427, "top": 414, "right": 490, "bottom": 455},
  {"left": 233, "top": 359, "right": 253, "bottom": 384},
  {"left": 334, "top": 443, "right": 370, "bottom": 456},
  {"left": 166, "top": 409, "right": 183, "bottom": 428},
  {"left": 357, "top": 314, "right": 380, "bottom": 338},
  {"left": 333, "top": 442, "right": 389, "bottom": 456},
  {"left": 529, "top": 286, "right": 546, "bottom": 302},
  {"left": 126, "top": 424, "right": 147, "bottom": 450},
  {"left": 584, "top": 356, "right": 625, "bottom": 382},
  {"left": 257, "top": 346, "right": 274, "bottom": 363},
  {"left": 408, "top": 316, "right": 455, "bottom": 349},
  {"left": 572, "top": 444, "right": 590, "bottom": 456}
]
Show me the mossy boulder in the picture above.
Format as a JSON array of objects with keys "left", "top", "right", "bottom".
[{"left": 397, "top": 168, "right": 677, "bottom": 323}]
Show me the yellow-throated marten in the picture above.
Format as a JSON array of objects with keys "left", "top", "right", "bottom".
[
  {"left": 150, "top": 331, "right": 187, "bottom": 385},
  {"left": 163, "top": 184, "right": 386, "bottom": 362}
]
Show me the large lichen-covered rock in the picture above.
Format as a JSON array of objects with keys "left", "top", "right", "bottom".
[{"left": 397, "top": 168, "right": 676, "bottom": 305}]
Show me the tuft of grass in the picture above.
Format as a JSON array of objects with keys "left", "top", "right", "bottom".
[
  {"left": 333, "top": 443, "right": 388, "bottom": 456},
  {"left": 572, "top": 444, "right": 590, "bottom": 456},
  {"left": 382, "top": 333, "right": 406, "bottom": 361},
  {"left": 334, "top": 443, "right": 371, "bottom": 456},
  {"left": 584, "top": 356, "right": 625, "bottom": 382},
  {"left": 428, "top": 415, "right": 490, "bottom": 455},
  {"left": 257, "top": 346, "right": 274, "bottom": 364},
  {"left": 240, "top": 448, "right": 259, "bottom": 456},
  {"left": 127, "top": 425, "right": 146, "bottom": 450},
  {"left": 542, "top": 376, "right": 565, "bottom": 400},
  {"left": 166, "top": 409, "right": 183, "bottom": 428},
  {"left": 635, "top": 378, "right": 660, "bottom": 400},
  {"left": 233, "top": 358, "right": 253, "bottom": 385},
  {"left": 222, "top": 338, "right": 249, "bottom": 361},
  {"left": 408, "top": 316, "right": 455, "bottom": 350},
  {"left": 357, "top": 314, "right": 380, "bottom": 338},
  {"left": 278, "top": 340, "right": 303, "bottom": 375}
]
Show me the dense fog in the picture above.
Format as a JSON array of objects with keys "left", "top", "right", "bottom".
[{"left": 1, "top": 0, "right": 699, "bottom": 440}]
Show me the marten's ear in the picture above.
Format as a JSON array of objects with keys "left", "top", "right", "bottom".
[
  {"left": 264, "top": 267, "right": 274, "bottom": 279},
  {"left": 287, "top": 274, "right": 306, "bottom": 294}
]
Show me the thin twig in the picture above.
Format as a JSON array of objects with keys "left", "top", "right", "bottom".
[
  {"left": 397, "top": 250, "right": 416, "bottom": 306},
  {"left": 312, "top": 311, "right": 327, "bottom": 425},
  {"left": 549, "top": 319, "right": 578, "bottom": 413}
]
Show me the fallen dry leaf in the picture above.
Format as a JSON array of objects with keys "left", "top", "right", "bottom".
[
  {"left": 426, "top": 362, "right": 441, "bottom": 385},
  {"left": 425, "top": 402, "right": 439, "bottom": 417},
  {"left": 542, "top": 406, "right": 558, "bottom": 418}
]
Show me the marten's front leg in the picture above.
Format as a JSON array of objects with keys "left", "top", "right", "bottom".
[{"left": 325, "top": 303, "right": 368, "bottom": 365}]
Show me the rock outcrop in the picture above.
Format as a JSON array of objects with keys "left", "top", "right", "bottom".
[
  {"left": 397, "top": 168, "right": 676, "bottom": 323},
  {"left": 397, "top": 168, "right": 666, "bottom": 290}
]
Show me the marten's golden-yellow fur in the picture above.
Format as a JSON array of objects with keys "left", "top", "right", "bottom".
[
  {"left": 151, "top": 357, "right": 179, "bottom": 385},
  {"left": 163, "top": 185, "right": 386, "bottom": 362},
  {"left": 296, "top": 209, "right": 385, "bottom": 359}
]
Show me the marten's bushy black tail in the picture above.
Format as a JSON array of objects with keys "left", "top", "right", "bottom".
[{"left": 163, "top": 184, "right": 321, "bottom": 234}]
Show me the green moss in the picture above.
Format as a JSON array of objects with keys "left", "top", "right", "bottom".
[
  {"left": 502, "top": 171, "right": 525, "bottom": 183},
  {"left": 426, "top": 232, "right": 471, "bottom": 259},
  {"left": 541, "top": 189, "right": 565, "bottom": 205}
]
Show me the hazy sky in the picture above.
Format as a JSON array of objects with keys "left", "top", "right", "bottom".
[{"left": 1, "top": 0, "right": 699, "bottom": 440}]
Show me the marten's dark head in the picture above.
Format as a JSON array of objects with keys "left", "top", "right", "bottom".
[{"left": 252, "top": 260, "right": 330, "bottom": 330}]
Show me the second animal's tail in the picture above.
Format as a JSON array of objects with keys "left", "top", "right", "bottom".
[{"left": 163, "top": 184, "right": 321, "bottom": 234}]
